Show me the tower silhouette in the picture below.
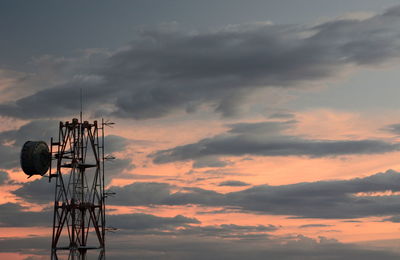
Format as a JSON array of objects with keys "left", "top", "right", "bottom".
[{"left": 49, "top": 118, "right": 106, "bottom": 259}]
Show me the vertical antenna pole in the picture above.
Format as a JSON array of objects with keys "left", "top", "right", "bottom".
[{"left": 80, "top": 88, "right": 83, "bottom": 124}]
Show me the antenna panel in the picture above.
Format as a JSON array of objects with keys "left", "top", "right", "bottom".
[{"left": 20, "top": 141, "right": 50, "bottom": 176}]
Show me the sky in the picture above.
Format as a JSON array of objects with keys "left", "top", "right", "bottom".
[{"left": 4, "top": 0, "right": 400, "bottom": 259}]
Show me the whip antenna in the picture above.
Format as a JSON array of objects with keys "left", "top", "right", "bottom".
[{"left": 80, "top": 88, "right": 83, "bottom": 123}]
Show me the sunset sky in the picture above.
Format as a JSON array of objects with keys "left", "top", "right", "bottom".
[{"left": 4, "top": 1, "right": 400, "bottom": 259}]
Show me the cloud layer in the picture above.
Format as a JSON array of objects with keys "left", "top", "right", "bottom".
[
  {"left": 108, "top": 170, "right": 400, "bottom": 219},
  {"left": 3, "top": 6, "right": 400, "bottom": 119},
  {"left": 151, "top": 121, "right": 400, "bottom": 163},
  {"left": 4, "top": 231, "right": 400, "bottom": 260}
]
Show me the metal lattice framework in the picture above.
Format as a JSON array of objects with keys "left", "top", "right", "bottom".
[{"left": 50, "top": 118, "right": 106, "bottom": 260}]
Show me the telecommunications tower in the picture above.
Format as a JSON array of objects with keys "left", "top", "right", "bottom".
[{"left": 20, "top": 115, "right": 112, "bottom": 259}]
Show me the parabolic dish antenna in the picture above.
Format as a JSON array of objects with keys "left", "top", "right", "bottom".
[{"left": 20, "top": 141, "right": 50, "bottom": 176}]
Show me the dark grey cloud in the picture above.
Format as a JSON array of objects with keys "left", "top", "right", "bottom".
[
  {"left": 196, "top": 207, "right": 243, "bottom": 215},
  {"left": 106, "top": 157, "right": 135, "bottom": 173},
  {"left": 109, "top": 211, "right": 277, "bottom": 239},
  {"left": 269, "top": 112, "right": 296, "bottom": 119},
  {"left": 151, "top": 121, "right": 400, "bottom": 163},
  {"left": 0, "top": 120, "right": 58, "bottom": 147},
  {"left": 342, "top": 220, "right": 363, "bottom": 223},
  {"left": 108, "top": 213, "right": 200, "bottom": 231},
  {"left": 218, "top": 180, "right": 250, "bottom": 187},
  {"left": 105, "top": 157, "right": 136, "bottom": 184},
  {"left": 0, "top": 171, "right": 12, "bottom": 185},
  {"left": 299, "top": 224, "right": 333, "bottom": 229},
  {"left": 12, "top": 178, "right": 54, "bottom": 204},
  {"left": 0, "top": 203, "right": 396, "bottom": 260},
  {"left": 382, "top": 215, "right": 400, "bottom": 222},
  {"left": 0, "top": 200, "right": 199, "bottom": 233},
  {"left": 109, "top": 170, "right": 400, "bottom": 219},
  {"left": 382, "top": 123, "right": 400, "bottom": 135},
  {"left": 108, "top": 182, "right": 174, "bottom": 205},
  {"left": 0, "top": 144, "right": 19, "bottom": 169},
  {"left": 105, "top": 233, "right": 400, "bottom": 260},
  {"left": 3, "top": 6, "right": 400, "bottom": 119},
  {"left": 109, "top": 182, "right": 224, "bottom": 206},
  {"left": 176, "top": 223, "right": 278, "bottom": 239},
  {"left": 4, "top": 230, "right": 400, "bottom": 260},
  {"left": 0, "top": 120, "right": 57, "bottom": 169},
  {"left": 0, "top": 203, "right": 51, "bottom": 227},
  {"left": 192, "top": 157, "right": 230, "bottom": 168},
  {"left": 104, "top": 134, "right": 131, "bottom": 154},
  {"left": 227, "top": 120, "right": 296, "bottom": 135},
  {"left": 23, "top": 256, "right": 47, "bottom": 260},
  {"left": 0, "top": 236, "right": 49, "bottom": 254},
  {"left": 221, "top": 169, "right": 400, "bottom": 218}
]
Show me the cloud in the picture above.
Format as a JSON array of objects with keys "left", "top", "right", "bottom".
[
  {"left": 14, "top": 169, "right": 400, "bottom": 227},
  {"left": 104, "top": 134, "right": 131, "bottom": 154},
  {"left": 0, "top": 224, "right": 398, "bottom": 260},
  {"left": 109, "top": 182, "right": 224, "bottom": 206},
  {"left": 192, "top": 157, "right": 230, "bottom": 168},
  {"left": 0, "top": 203, "right": 51, "bottom": 227},
  {"left": 268, "top": 112, "right": 296, "bottom": 119},
  {"left": 176, "top": 223, "right": 278, "bottom": 239},
  {"left": 218, "top": 180, "right": 250, "bottom": 187},
  {"left": 0, "top": 120, "right": 58, "bottom": 147},
  {"left": 299, "top": 224, "right": 333, "bottom": 229},
  {"left": 3, "top": 6, "right": 400, "bottom": 119},
  {"left": 382, "top": 123, "right": 400, "bottom": 135},
  {"left": 23, "top": 256, "right": 47, "bottom": 260},
  {"left": 151, "top": 121, "right": 400, "bottom": 163},
  {"left": 0, "top": 50, "right": 110, "bottom": 105},
  {"left": 108, "top": 213, "right": 200, "bottom": 231},
  {"left": 105, "top": 158, "right": 136, "bottom": 183},
  {"left": 382, "top": 215, "right": 400, "bottom": 223},
  {"left": 219, "top": 169, "right": 400, "bottom": 219},
  {"left": 107, "top": 214, "right": 278, "bottom": 239},
  {"left": 0, "top": 236, "right": 49, "bottom": 254},
  {"left": 1, "top": 233, "right": 399, "bottom": 260},
  {"left": 0, "top": 171, "right": 13, "bottom": 185},
  {"left": 0, "top": 200, "right": 200, "bottom": 232},
  {"left": 2, "top": 233, "right": 400, "bottom": 260},
  {"left": 109, "top": 170, "right": 400, "bottom": 219},
  {"left": 12, "top": 178, "right": 54, "bottom": 204},
  {"left": 0, "top": 208, "right": 396, "bottom": 260},
  {"left": 105, "top": 233, "right": 400, "bottom": 260},
  {"left": 0, "top": 120, "right": 57, "bottom": 169}
]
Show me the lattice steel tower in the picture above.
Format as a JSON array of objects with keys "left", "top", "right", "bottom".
[
  {"left": 47, "top": 118, "right": 106, "bottom": 259},
  {"left": 20, "top": 117, "right": 109, "bottom": 259}
]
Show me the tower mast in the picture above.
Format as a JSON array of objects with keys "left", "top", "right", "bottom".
[
  {"left": 20, "top": 92, "right": 110, "bottom": 259},
  {"left": 50, "top": 118, "right": 106, "bottom": 259}
]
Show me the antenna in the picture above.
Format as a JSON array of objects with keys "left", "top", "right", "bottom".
[{"left": 80, "top": 88, "right": 83, "bottom": 124}]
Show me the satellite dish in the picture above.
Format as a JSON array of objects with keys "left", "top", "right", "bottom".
[{"left": 20, "top": 141, "right": 50, "bottom": 176}]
